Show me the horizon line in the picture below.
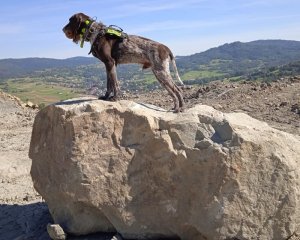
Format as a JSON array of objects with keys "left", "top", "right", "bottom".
[{"left": 0, "top": 38, "right": 299, "bottom": 60}]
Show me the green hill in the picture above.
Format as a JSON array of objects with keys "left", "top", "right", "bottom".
[
  {"left": 246, "top": 60, "right": 300, "bottom": 81},
  {"left": 2, "top": 40, "right": 300, "bottom": 82},
  {"left": 1, "top": 39, "right": 300, "bottom": 104},
  {"left": 176, "top": 40, "right": 300, "bottom": 83}
]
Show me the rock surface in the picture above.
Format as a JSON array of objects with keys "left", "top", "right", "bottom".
[{"left": 29, "top": 98, "right": 300, "bottom": 240}]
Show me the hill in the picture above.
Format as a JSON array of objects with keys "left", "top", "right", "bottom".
[
  {"left": 176, "top": 40, "right": 300, "bottom": 83},
  {"left": 2, "top": 40, "right": 300, "bottom": 81},
  {"left": 178, "top": 40, "right": 300, "bottom": 65},
  {"left": 1, "top": 39, "right": 300, "bottom": 104},
  {"left": 246, "top": 60, "right": 300, "bottom": 81},
  {"left": 0, "top": 57, "right": 98, "bottom": 79}
]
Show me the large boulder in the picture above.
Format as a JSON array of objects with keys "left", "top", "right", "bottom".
[{"left": 29, "top": 98, "right": 300, "bottom": 240}]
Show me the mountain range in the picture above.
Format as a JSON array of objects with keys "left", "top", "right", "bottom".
[
  {"left": 0, "top": 57, "right": 98, "bottom": 79},
  {"left": 1, "top": 39, "right": 300, "bottom": 87}
]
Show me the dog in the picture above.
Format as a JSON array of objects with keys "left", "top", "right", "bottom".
[{"left": 63, "top": 13, "right": 184, "bottom": 112}]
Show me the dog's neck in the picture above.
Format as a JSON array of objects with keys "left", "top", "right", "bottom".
[
  {"left": 88, "top": 22, "right": 105, "bottom": 45},
  {"left": 80, "top": 21, "right": 105, "bottom": 48}
]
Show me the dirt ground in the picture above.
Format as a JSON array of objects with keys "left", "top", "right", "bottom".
[
  {"left": 0, "top": 92, "right": 51, "bottom": 240},
  {"left": 0, "top": 76, "right": 299, "bottom": 239},
  {"left": 124, "top": 76, "right": 300, "bottom": 135}
]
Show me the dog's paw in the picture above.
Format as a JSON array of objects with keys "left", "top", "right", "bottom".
[
  {"left": 173, "top": 107, "right": 184, "bottom": 113},
  {"left": 98, "top": 95, "right": 109, "bottom": 100},
  {"left": 108, "top": 96, "right": 119, "bottom": 102}
]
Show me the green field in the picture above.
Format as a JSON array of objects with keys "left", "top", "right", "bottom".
[
  {"left": 181, "top": 70, "right": 225, "bottom": 80},
  {"left": 0, "top": 78, "right": 84, "bottom": 106}
]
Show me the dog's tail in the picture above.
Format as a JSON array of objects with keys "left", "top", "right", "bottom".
[{"left": 169, "top": 53, "right": 184, "bottom": 86}]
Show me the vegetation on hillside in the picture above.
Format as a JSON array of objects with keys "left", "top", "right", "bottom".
[{"left": 246, "top": 61, "right": 300, "bottom": 81}]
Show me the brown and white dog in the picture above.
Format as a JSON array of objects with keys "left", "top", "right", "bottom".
[{"left": 63, "top": 13, "right": 184, "bottom": 112}]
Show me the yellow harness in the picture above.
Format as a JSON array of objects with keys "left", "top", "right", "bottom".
[{"left": 80, "top": 21, "right": 127, "bottom": 48}]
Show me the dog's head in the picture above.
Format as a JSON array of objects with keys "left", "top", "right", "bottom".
[{"left": 62, "top": 13, "right": 92, "bottom": 43}]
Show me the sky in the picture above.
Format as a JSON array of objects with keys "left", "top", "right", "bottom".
[{"left": 1, "top": 0, "right": 300, "bottom": 59}]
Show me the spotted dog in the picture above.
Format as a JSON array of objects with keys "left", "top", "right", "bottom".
[{"left": 63, "top": 13, "right": 184, "bottom": 112}]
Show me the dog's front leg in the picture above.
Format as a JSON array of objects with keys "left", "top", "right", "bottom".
[
  {"left": 99, "top": 62, "right": 114, "bottom": 100},
  {"left": 99, "top": 65, "right": 113, "bottom": 100},
  {"left": 105, "top": 61, "right": 120, "bottom": 101},
  {"left": 98, "top": 45, "right": 120, "bottom": 101}
]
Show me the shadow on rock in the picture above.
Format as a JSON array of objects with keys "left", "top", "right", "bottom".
[{"left": 55, "top": 98, "right": 97, "bottom": 106}]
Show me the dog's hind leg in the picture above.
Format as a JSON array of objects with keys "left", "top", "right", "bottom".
[
  {"left": 173, "top": 83, "right": 184, "bottom": 109},
  {"left": 166, "top": 80, "right": 184, "bottom": 112},
  {"left": 152, "top": 66, "right": 184, "bottom": 112}
]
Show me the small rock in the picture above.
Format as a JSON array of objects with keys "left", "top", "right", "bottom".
[
  {"left": 111, "top": 233, "right": 123, "bottom": 240},
  {"left": 47, "top": 224, "right": 66, "bottom": 240},
  {"left": 25, "top": 101, "right": 39, "bottom": 109},
  {"left": 260, "top": 83, "right": 268, "bottom": 89},
  {"left": 23, "top": 195, "right": 29, "bottom": 201},
  {"left": 279, "top": 101, "right": 288, "bottom": 107},
  {"left": 291, "top": 103, "right": 300, "bottom": 114},
  {"left": 26, "top": 101, "right": 34, "bottom": 108}
]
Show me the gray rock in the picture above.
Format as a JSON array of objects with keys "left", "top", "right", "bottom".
[
  {"left": 111, "top": 233, "right": 123, "bottom": 240},
  {"left": 47, "top": 224, "right": 66, "bottom": 240},
  {"left": 30, "top": 98, "right": 300, "bottom": 240}
]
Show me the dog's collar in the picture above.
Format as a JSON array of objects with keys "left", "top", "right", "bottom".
[
  {"left": 80, "top": 20, "right": 94, "bottom": 34},
  {"left": 79, "top": 20, "right": 94, "bottom": 48}
]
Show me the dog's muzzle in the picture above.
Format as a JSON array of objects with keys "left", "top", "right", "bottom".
[{"left": 63, "top": 26, "right": 73, "bottom": 39}]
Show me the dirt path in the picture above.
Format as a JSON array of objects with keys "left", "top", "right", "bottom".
[{"left": 0, "top": 92, "right": 52, "bottom": 240}]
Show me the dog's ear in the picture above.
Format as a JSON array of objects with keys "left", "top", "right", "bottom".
[
  {"left": 70, "top": 13, "right": 80, "bottom": 25},
  {"left": 76, "top": 13, "right": 83, "bottom": 23},
  {"left": 68, "top": 13, "right": 83, "bottom": 26},
  {"left": 76, "top": 13, "right": 90, "bottom": 23}
]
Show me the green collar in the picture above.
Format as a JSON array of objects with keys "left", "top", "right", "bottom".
[{"left": 80, "top": 20, "right": 92, "bottom": 48}]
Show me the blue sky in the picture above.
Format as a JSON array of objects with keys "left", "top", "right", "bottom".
[{"left": 1, "top": 0, "right": 300, "bottom": 59}]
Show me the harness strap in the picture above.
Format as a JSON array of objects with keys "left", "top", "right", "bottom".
[
  {"left": 80, "top": 20, "right": 95, "bottom": 48},
  {"left": 79, "top": 21, "right": 128, "bottom": 55}
]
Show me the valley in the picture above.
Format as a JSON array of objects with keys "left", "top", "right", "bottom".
[{"left": 1, "top": 40, "right": 300, "bottom": 106}]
